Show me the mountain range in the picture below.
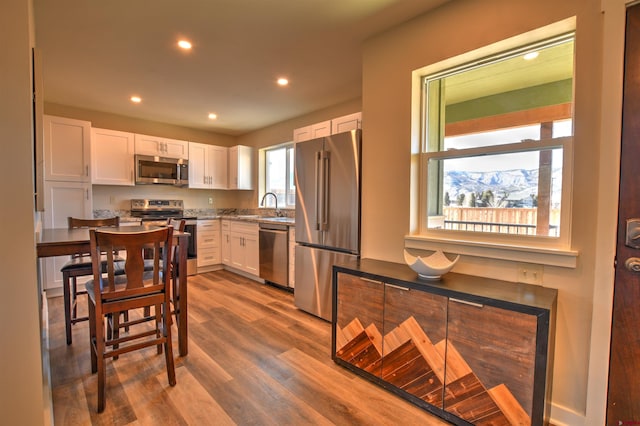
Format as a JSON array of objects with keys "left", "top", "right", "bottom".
[{"left": 443, "top": 168, "right": 562, "bottom": 207}]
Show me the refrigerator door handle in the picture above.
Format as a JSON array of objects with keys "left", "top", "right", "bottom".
[
  {"left": 320, "top": 150, "right": 330, "bottom": 231},
  {"left": 315, "top": 150, "right": 322, "bottom": 231}
]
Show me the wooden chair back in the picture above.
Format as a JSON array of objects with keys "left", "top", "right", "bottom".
[
  {"left": 89, "top": 227, "right": 173, "bottom": 303},
  {"left": 167, "top": 218, "right": 186, "bottom": 232},
  {"left": 87, "top": 226, "right": 176, "bottom": 412},
  {"left": 69, "top": 216, "right": 120, "bottom": 229}
]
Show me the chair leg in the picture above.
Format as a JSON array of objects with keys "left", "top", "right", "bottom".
[
  {"left": 71, "top": 277, "right": 78, "bottom": 321},
  {"left": 163, "top": 302, "right": 176, "bottom": 387},
  {"left": 155, "top": 305, "right": 163, "bottom": 355},
  {"left": 112, "top": 312, "right": 120, "bottom": 360},
  {"left": 63, "top": 272, "right": 73, "bottom": 345},
  {"left": 88, "top": 298, "right": 97, "bottom": 374},
  {"left": 95, "top": 312, "right": 106, "bottom": 413},
  {"left": 172, "top": 275, "right": 179, "bottom": 327}
]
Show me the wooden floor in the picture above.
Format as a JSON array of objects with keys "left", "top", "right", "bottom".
[{"left": 47, "top": 270, "right": 450, "bottom": 425}]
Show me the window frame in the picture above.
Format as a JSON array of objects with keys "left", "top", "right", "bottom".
[
  {"left": 407, "top": 21, "right": 579, "bottom": 268},
  {"left": 259, "top": 141, "right": 296, "bottom": 209}
]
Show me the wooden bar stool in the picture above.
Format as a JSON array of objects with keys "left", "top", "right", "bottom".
[
  {"left": 60, "top": 216, "right": 120, "bottom": 345},
  {"left": 86, "top": 227, "right": 176, "bottom": 412}
]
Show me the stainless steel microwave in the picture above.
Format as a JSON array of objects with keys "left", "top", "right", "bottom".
[{"left": 135, "top": 155, "right": 189, "bottom": 186}]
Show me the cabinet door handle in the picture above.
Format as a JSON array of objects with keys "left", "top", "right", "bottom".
[
  {"left": 360, "top": 277, "right": 382, "bottom": 285},
  {"left": 385, "top": 283, "right": 410, "bottom": 291},
  {"left": 449, "top": 297, "right": 484, "bottom": 308},
  {"left": 85, "top": 165, "right": 89, "bottom": 177}
]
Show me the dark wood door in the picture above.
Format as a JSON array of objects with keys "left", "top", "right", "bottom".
[{"left": 607, "top": 3, "right": 640, "bottom": 423}]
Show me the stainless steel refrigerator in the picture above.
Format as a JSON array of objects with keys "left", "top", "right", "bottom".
[{"left": 294, "top": 129, "right": 361, "bottom": 321}]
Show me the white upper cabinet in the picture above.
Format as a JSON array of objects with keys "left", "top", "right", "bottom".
[
  {"left": 134, "top": 133, "right": 189, "bottom": 159},
  {"left": 293, "top": 113, "right": 361, "bottom": 142},
  {"left": 91, "top": 127, "right": 135, "bottom": 186},
  {"left": 210, "top": 145, "right": 228, "bottom": 188},
  {"left": 189, "top": 142, "right": 228, "bottom": 189},
  {"left": 293, "top": 120, "right": 331, "bottom": 142},
  {"left": 43, "top": 115, "right": 91, "bottom": 182},
  {"left": 331, "top": 112, "right": 362, "bottom": 134},
  {"left": 228, "top": 145, "right": 254, "bottom": 190}
]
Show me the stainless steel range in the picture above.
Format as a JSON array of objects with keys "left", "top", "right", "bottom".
[{"left": 130, "top": 199, "right": 198, "bottom": 275}]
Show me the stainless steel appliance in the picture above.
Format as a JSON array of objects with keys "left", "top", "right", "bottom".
[
  {"left": 130, "top": 199, "right": 198, "bottom": 275},
  {"left": 259, "top": 222, "right": 289, "bottom": 289},
  {"left": 135, "top": 154, "right": 188, "bottom": 186},
  {"left": 294, "top": 129, "right": 361, "bottom": 320}
]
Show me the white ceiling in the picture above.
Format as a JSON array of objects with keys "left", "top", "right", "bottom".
[{"left": 34, "top": 0, "right": 449, "bottom": 136}]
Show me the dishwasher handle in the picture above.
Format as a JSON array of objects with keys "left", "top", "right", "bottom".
[{"left": 259, "top": 223, "right": 289, "bottom": 232}]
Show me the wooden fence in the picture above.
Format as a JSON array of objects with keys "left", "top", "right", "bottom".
[{"left": 438, "top": 207, "right": 560, "bottom": 236}]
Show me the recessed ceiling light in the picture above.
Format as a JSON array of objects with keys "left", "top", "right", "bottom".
[
  {"left": 178, "top": 40, "right": 192, "bottom": 50},
  {"left": 523, "top": 51, "right": 539, "bottom": 60},
  {"left": 208, "top": 113, "right": 217, "bottom": 120},
  {"left": 277, "top": 77, "right": 289, "bottom": 86},
  {"left": 130, "top": 96, "right": 142, "bottom": 103}
]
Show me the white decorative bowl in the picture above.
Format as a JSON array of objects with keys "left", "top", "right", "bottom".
[{"left": 404, "top": 249, "right": 460, "bottom": 280}]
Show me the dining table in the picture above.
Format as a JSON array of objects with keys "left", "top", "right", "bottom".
[{"left": 36, "top": 224, "right": 190, "bottom": 356}]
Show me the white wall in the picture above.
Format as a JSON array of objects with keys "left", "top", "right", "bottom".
[
  {"left": 361, "top": 0, "right": 613, "bottom": 424},
  {"left": 0, "top": 0, "right": 47, "bottom": 424}
]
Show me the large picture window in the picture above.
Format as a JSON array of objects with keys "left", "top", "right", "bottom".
[{"left": 419, "top": 33, "right": 574, "bottom": 248}]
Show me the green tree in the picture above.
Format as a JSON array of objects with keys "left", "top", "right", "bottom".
[
  {"left": 444, "top": 192, "right": 450, "bottom": 206},
  {"left": 481, "top": 190, "right": 495, "bottom": 207},
  {"left": 469, "top": 192, "right": 477, "bottom": 207},
  {"left": 457, "top": 193, "right": 466, "bottom": 206}
]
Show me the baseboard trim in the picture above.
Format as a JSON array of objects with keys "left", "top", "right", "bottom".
[{"left": 45, "top": 287, "right": 62, "bottom": 298}]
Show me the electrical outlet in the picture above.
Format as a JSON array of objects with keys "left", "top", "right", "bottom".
[
  {"left": 208, "top": 197, "right": 213, "bottom": 205},
  {"left": 516, "top": 262, "right": 543, "bottom": 285},
  {"left": 109, "top": 195, "right": 116, "bottom": 205}
]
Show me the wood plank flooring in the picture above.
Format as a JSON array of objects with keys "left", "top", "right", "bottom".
[{"left": 47, "top": 270, "right": 450, "bottom": 425}]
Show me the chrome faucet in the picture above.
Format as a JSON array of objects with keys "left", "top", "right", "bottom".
[{"left": 260, "top": 192, "right": 278, "bottom": 210}]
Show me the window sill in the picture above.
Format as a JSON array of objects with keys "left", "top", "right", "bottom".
[{"left": 405, "top": 235, "right": 578, "bottom": 268}]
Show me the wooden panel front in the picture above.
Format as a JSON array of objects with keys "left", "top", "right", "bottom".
[
  {"left": 335, "top": 273, "right": 384, "bottom": 376},
  {"left": 382, "top": 284, "right": 447, "bottom": 351},
  {"left": 445, "top": 299, "right": 537, "bottom": 424}
]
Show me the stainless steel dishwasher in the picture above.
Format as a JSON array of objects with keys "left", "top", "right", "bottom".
[{"left": 259, "top": 222, "right": 289, "bottom": 288}]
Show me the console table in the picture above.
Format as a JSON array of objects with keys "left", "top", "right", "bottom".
[{"left": 332, "top": 258, "right": 557, "bottom": 425}]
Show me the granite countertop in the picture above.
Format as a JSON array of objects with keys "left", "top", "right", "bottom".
[
  {"left": 94, "top": 209, "right": 295, "bottom": 226},
  {"left": 218, "top": 215, "right": 295, "bottom": 226}
]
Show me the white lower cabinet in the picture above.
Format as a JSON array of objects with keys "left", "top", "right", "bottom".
[
  {"left": 221, "top": 220, "right": 231, "bottom": 265},
  {"left": 42, "top": 180, "right": 93, "bottom": 292},
  {"left": 197, "top": 219, "right": 221, "bottom": 267},
  {"left": 229, "top": 221, "right": 259, "bottom": 276}
]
